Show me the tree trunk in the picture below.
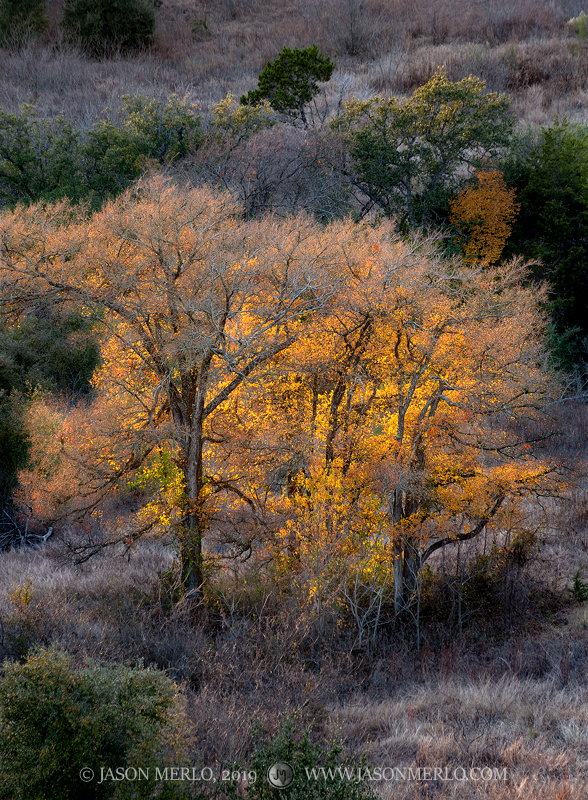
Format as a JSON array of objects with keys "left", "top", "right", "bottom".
[
  {"left": 391, "top": 484, "right": 421, "bottom": 618},
  {"left": 392, "top": 532, "right": 419, "bottom": 618},
  {"left": 180, "top": 453, "right": 205, "bottom": 599}
]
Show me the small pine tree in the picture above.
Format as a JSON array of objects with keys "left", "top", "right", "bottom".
[
  {"left": 241, "top": 44, "right": 334, "bottom": 128},
  {"left": 573, "top": 570, "right": 588, "bottom": 602}
]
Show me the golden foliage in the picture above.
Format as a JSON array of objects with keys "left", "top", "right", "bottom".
[
  {"left": 0, "top": 177, "right": 560, "bottom": 603},
  {"left": 450, "top": 169, "right": 520, "bottom": 264}
]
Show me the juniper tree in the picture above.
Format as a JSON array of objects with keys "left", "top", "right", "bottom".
[{"left": 241, "top": 44, "right": 334, "bottom": 129}]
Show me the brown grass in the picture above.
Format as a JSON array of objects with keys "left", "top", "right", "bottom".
[
  {"left": 333, "top": 674, "right": 588, "bottom": 798},
  {"left": 1, "top": 507, "right": 588, "bottom": 797},
  {"left": 2, "top": 0, "right": 588, "bottom": 128}
]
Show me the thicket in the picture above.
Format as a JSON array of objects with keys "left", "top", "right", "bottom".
[
  {"left": 332, "top": 67, "right": 514, "bottom": 227},
  {"left": 0, "top": 95, "right": 200, "bottom": 209},
  {"left": 0, "top": 0, "right": 48, "bottom": 48},
  {"left": 62, "top": 0, "right": 162, "bottom": 57}
]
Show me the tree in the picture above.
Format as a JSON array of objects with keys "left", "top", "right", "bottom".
[
  {"left": 333, "top": 68, "right": 513, "bottom": 227},
  {"left": 503, "top": 118, "right": 588, "bottom": 373},
  {"left": 449, "top": 169, "right": 519, "bottom": 264},
  {"left": 0, "top": 178, "right": 340, "bottom": 595},
  {"left": 62, "top": 0, "right": 161, "bottom": 57},
  {"left": 0, "top": 182, "right": 559, "bottom": 613},
  {"left": 263, "top": 232, "right": 558, "bottom": 619},
  {"left": 241, "top": 44, "right": 334, "bottom": 129}
]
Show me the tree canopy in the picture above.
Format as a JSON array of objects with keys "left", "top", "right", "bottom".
[
  {"left": 241, "top": 44, "right": 334, "bottom": 128},
  {"left": 0, "top": 179, "right": 559, "bottom": 608},
  {"left": 333, "top": 68, "right": 514, "bottom": 227}
]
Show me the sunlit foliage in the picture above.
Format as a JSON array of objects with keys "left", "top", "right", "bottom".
[
  {"left": 0, "top": 179, "right": 559, "bottom": 610},
  {"left": 450, "top": 169, "right": 520, "bottom": 264}
]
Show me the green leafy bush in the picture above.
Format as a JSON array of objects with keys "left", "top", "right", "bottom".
[
  {"left": 0, "top": 96, "right": 200, "bottom": 209},
  {"left": 241, "top": 44, "right": 334, "bottom": 128},
  {"left": 84, "top": 94, "right": 201, "bottom": 201},
  {"left": 0, "top": 0, "right": 48, "bottom": 47},
  {"left": 227, "top": 715, "right": 376, "bottom": 800},
  {"left": 209, "top": 92, "right": 275, "bottom": 141},
  {"left": 503, "top": 118, "right": 588, "bottom": 373},
  {"left": 113, "top": 94, "right": 201, "bottom": 164},
  {"left": 62, "top": 0, "right": 162, "bottom": 57},
  {"left": 0, "top": 107, "right": 84, "bottom": 206},
  {"left": 0, "top": 648, "right": 178, "bottom": 800}
]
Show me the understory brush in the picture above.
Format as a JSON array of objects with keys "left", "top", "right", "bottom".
[{"left": 0, "top": 523, "right": 588, "bottom": 797}]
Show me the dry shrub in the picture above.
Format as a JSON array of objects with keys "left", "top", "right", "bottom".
[
  {"left": 186, "top": 124, "right": 349, "bottom": 219},
  {"left": 2, "top": 0, "right": 588, "bottom": 128}
]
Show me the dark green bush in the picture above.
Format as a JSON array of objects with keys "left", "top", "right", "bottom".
[
  {"left": 227, "top": 715, "right": 375, "bottom": 800},
  {"left": 0, "top": 391, "right": 30, "bottom": 509},
  {"left": 0, "top": 648, "right": 178, "bottom": 800},
  {"left": 0, "top": 0, "right": 48, "bottom": 47},
  {"left": 0, "top": 309, "right": 100, "bottom": 398},
  {"left": 62, "top": 0, "right": 162, "bottom": 57},
  {"left": 241, "top": 44, "right": 334, "bottom": 128},
  {"left": 86, "top": 94, "right": 201, "bottom": 191},
  {"left": 503, "top": 118, "right": 588, "bottom": 373}
]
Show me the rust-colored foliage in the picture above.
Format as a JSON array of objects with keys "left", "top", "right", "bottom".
[
  {"left": 0, "top": 178, "right": 560, "bottom": 610},
  {"left": 450, "top": 169, "right": 520, "bottom": 264}
]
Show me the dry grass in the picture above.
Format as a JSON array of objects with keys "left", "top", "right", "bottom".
[
  {"left": 332, "top": 675, "right": 588, "bottom": 798},
  {"left": 2, "top": 0, "right": 588, "bottom": 128}
]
